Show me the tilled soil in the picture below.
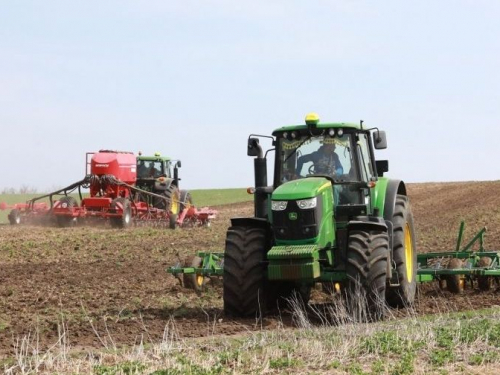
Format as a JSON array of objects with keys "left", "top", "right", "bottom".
[{"left": 1, "top": 182, "right": 500, "bottom": 357}]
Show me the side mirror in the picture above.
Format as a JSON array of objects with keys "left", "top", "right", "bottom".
[
  {"left": 176, "top": 160, "right": 182, "bottom": 168},
  {"left": 373, "top": 131, "right": 387, "bottom": 150},
  {"left": 247, "top": 138, "right": 262, "bottom": 157},
  {"left": 376, "top": 160, "right": 389, "bottom": 176}
]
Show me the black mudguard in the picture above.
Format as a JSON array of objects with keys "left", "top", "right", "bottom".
[
  {"left": 229, "top": 217, "right": 274, "bottom": 249},
  {"left": 381, "top": 179, "right": 407, "bottom": 276},
  {"left": 230, "top": 217, "right": 271, "bottom": 231},
  {"left": 382, "top": 179, "right": 407, "bottom": 221}
]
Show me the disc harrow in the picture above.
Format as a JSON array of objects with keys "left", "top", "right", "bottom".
[{"left": 169, "top": 222, "right": 500, "bottom": 294}]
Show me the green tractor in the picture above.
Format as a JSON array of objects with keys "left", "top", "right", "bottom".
[
  {"left": 223, "top": 113, "right": 416, "bottom": 318},
  {"left": 135, "top": 152, "right": 193, "bottom": 225}
]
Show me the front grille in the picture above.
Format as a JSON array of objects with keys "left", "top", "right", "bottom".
[{"left": 272, "top": 198, "right": 321, "bottom": 241}]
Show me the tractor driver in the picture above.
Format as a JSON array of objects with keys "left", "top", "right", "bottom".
[
  {"left": 296, "top": 141, "right": 343, "bottom": 177},
  {"left": 152, "top": 162, "right": 163, "bottom": 177}
]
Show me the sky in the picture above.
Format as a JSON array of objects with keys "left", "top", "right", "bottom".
[{"left": 0, "top": 1, "right": 499, "bottom": 191}]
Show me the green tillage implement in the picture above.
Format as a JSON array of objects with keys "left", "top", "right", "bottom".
[
  {"left": 417, "top": 222, "right": 500, "bottom": 293},
  {"left": 169, "top": 252, "right": 224, "bottom": 291},
  {"left": 168, "top": 222, "right": 500, "bottom": 292}
]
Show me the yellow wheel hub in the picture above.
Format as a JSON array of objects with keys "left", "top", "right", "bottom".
[
  {"left": 404, "top": 223, "right": 414, "bottom": 283},
  {"left": 171, "top": 194, "right": 180, "bottom": 215},
  {"left": 196, "top": 274, "right": 204, "bottom": 287},
  {"left": 334, "top": 283, "right": 341, "bottom": 293}
]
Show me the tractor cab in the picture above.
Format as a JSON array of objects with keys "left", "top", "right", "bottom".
[
  {"left": 135, "top": 153, "right": 182, "bottom": 210},
  {"left": 137, "top": 153, "right": 173, "bottom": 180},
  {"left": 272, "top": 115, "right": 387, "bottom": 221},
  {"left": 277, "top": 128, "right": 367, "bottom": 205}
]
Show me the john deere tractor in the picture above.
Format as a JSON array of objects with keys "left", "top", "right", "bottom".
[
  {"left": 135, "top": 153, "right": 193, "bottom": 224},
  {"left": 223, "top": 113, "right": 416, "bottom": 318}
]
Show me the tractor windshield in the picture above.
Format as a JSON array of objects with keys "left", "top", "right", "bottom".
[
  {"left": 278, "top": 133, "right": 356, "bottom": 184},
  {"left": 137, "top": 160, "right": 164, "bottom": 178}
]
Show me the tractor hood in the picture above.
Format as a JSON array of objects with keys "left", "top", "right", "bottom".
[{"left": 272, "top": 177, "right": 332, "bottom": 200}]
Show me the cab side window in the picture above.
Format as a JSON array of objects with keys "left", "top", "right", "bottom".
[
  {"left": 165, "top": 162, "right": 171, "bottom": 178},
  {"left": 357, "top": 134, "right": 375, "bottom": 182}
]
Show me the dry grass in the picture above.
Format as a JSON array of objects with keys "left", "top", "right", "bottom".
[{"left": 3, "top": 294, "right": 500, "bottom": 375}]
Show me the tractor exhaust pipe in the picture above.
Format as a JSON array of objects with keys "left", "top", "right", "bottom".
[
  {"left": 248, "top": 137, "right": 268, "bottom": 218},
  {"left": 254, "top": 158, "right": 267, "bottom": 218},
  {"left": 173, "top": 160, "right": 181, "bottom": 187}
]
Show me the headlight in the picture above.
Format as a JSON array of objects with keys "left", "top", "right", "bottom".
[
  {"left": 297, "top": 197, "right": 317, "bottom": 209},
  {"left": 271, "top": 201, "right": 288, "bottom": 211}
]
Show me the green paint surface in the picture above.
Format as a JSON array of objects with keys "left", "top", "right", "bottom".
[
  {"left": 372, "top": 177, "right": 389, "bottom": 217},
  {"left": 272, "top": 177, "right": 331, "bottom": 200},
  {"left": 273, "top": 122, "right": 360, "bottom": 134}
]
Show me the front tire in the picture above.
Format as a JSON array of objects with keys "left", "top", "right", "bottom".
[
  {"left": 223, "top": 226, "right": 269, "bottom": 317},
  {"left": 386, "top": 195, "right": 417, "bottom": 307},
  {"left": 346, "top": 230, "right": 389, "bottom": 320}
]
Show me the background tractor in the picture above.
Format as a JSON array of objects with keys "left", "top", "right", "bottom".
[
  {"left": 135, "top": 152, "right": 193, "bottom": 222},
  {"left": 2, "top": 150, "right": 214, "bottom": 229},
  {"left": 223, "top": 113, "right": 416, "bottom": 318}
]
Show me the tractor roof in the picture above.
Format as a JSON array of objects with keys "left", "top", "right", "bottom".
[
  {"left": 272, "top": 122, "right": 360, "bottom": 135},
  {"left": 137, "top": 155, "right": 171, "bottom": 162}
]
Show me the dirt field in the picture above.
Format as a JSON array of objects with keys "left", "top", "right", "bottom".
[{"left": 1, "top": 181, "right": 500, "bottom": 358}]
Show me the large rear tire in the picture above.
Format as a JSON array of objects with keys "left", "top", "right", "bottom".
[
  {"left": 110, "top": 198, "right": 132, "bottom": 228},
  {"left": 165, "top": 185, "right": 180, "bottom": 215},
  {"left": 346, "top": 230, "right": 389, "bottom": 320},
  {"left": 165, "top": 185, "right": 180, "bottom": 229},
  {"left": 56, "top": 196, "right": 78, "bottom": 227},
  {"left": 223, "top": 226, "right": 270, "bottom": 317},
  {"left": 386, "top": 195, "right": 417, "bottom": 307}
]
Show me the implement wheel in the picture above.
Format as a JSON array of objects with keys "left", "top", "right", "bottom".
[
  {"left": 223, "top": 226, "right": 270, "bottom": 317},
  {"left": 110, "top": 198, "right": 132, "bottom": 228},
  {"left": 183, "top": 256, "right": 206, "bottom": 293},
  {"left": 446, "top": 258, "right": 465, "bottom": 293},
  {"left": 477, "top": 257, "right": 494, "bottom": 291},
  {"left": 56, "top": 196, "right": 78, "bottom": 227},
  {"left": 8, "top": 209, "right": 21, "bottom": 225},
  {"left": 346, "top": 230, "right": 389, "bottom": 321},
  {"left": 386, "top": 195, "right": 417, "bottom": 307}
]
